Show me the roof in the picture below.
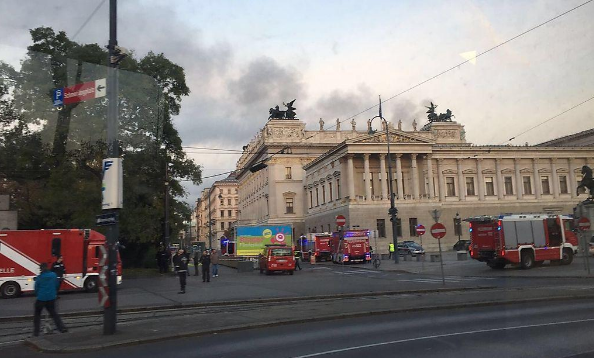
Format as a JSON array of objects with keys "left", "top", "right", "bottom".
[{"left": 536, "top": 128, "right": 594, "bottom": 147}]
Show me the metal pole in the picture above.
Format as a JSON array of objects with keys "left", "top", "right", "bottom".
[
  {"left": 208, "top": 188, "right": 212, "bottom": 250},
  {"left": 164, "top": 159, "right": 170, "bottom": 248},
  {"left": 104, "top": 0, "right": 119, "bottom": 335},
  {"left": 438, "top": 238, "right": 445, "bottom": 286}
]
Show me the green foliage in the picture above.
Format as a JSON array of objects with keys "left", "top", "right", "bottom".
[{"left": 0, "top": 27, "right": 202, "bottom": 266}]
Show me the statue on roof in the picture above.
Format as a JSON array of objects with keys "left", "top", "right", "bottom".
[
  {"left": 424, "top": 102, "right": 455, "bottom": 124},
  {"left": 336, "top": 118, "right": 341, "bottom": 131},
  {"left": 319, "top": 118, "right": 324, "bottom": 130},
  {"left": 351, "top": 118, "right": 356, "bottom": 131},
  {"left": 268, "top": 99, "right": 298, "bottom": 120}
]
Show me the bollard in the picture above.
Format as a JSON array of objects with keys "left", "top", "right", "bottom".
[
  {"left": 430, "top": 254, "right": 440, "bottom": 262},
  {"left": 417, "top": 254, "right": 425, "bottom": 262},
  {"left": 403, "top": 254, "right": 411, "bottom": 261},
  {"left": 457, "top": 251, "right": 468, "bottom": 261}
]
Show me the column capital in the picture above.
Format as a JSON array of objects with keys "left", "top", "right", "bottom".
[
  {"left": 495, "top": 158, "right": 503, "bottom": 163},
  {"left": 379, "top": 153, "right": 387, "bottom": 159},
  {"left": 395, "top": 153, "right": 403, "bottom": 159},
  {"left": 425, "top": 153, "right": 432, "bottom": 159},
  {"left": 532, "top": 157, "right": 539, "bottom": 164},
  {"left": 363, "top": 153, "right": 371, "bottom": 159},
  {"left": 550, "top": 158, "right": 558, "bottom": 164},
  {"left": 410, "top": 153, "right": 418, "bottom": 159},
  {"left": 514, "top": 158, "right": 521, "bottom": 163},
  {"left": 436, "top": 158, "right": 444, "bottom": 163},
  {"left": 476, "top": 157, "right": 484, "bottom": 162},
  {"left": 456, "top": 158, "right": 463, "bottom": 163}
]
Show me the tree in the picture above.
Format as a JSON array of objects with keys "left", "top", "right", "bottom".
[{"left": 0, "top": 27, "right": 201, "bottom": 266}]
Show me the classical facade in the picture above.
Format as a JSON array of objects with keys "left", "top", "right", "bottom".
[
  {"left": 196, "top": 174, "right": 239, "bottom": 249},
  {"left": 304, "top": 122, "right": 594, "bottom": 252}
]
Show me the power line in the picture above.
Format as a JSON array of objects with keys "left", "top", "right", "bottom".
[
  {"left": 498, "top": 95, "right": 594, "bottom": 145},
  {"left": 72, "top": 0, "right": 107, "bottom": 40}
]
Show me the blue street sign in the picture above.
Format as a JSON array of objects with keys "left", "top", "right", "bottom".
[
  {"left": 53, "top": 88, "right": 64, "bottom": 107},
  {"left": 96, "top": 212, "right": 118, "bottom": 226}
]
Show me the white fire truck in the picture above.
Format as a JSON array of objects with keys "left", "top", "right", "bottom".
[{"left": 466, "top": 214, "right": 578, "bottom": 269}]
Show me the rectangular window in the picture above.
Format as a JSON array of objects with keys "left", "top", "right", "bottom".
[
  {"left": 51, "top": 238, "right": 61, "bottom": 257},
  {"left": 220, "top": 210, "right": 224, "bottom": 218},
  {"left": 220, "top": 200, "right": 224, "bottom": 206},
  {"left": 322, "top": 185, "right": 326, "bottom": 204},
  {"left": 541, "top": 176, "right": 551, "bottom": 194},
  {"left": 285, "top": 197, "right": 294, "bottom": 214},
  {"left": 396, "top": 218, "right": 402, "bottom": 237},
  {"left": 337, "top": 179, "right": 341, "bottom": 199},
  {"left": 329, "top": 182, "right": 333, "bottom": 201},
  {"left": 559, "top": 176, "right": 568, "bottom": 194},
  {"left": 309, "top": 190, "right": 313, "bottom": 208},
  {"left": 504, "top": 176, "right": 514, "bottom": 195},
  {"left": 228, "top": 189, "right": 231, "bottom": 194},
  {"left": 227, "top": 198, "right": 232, "bottom": 205},
  {"left": 377, "top": 219, "right": 386, "bottom": 238},
  {"left": 220, "top": 222, "right": 225, "bottom": 230},
  {"left": 315, "top": 188, "right": 319, "bottom": 206},
  {"left": 523, "top": 176, "right": 532, "bottom": 195},
  {"left": 409, "top": 218, "right": 418, "bottom": 237},
  {"left": 285, "top": 167, "right": 292, "bottom": 179},
  {"left": 465, "top": 177, "right": 475, "bottom": 196},
  {"left": 446, "top": 177, "right": 456, "bottom": 196},
  {"left": 228, "top": 210, "right": 232, "bottom": 217},
  {"left": 485, "top": 177, "right": 495, "bottom": 196}
]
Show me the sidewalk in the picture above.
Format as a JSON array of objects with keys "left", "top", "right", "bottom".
[
  {"left": 374, "top": 251, "right": 594, "bottom": 278},
  {"left": 26, "top": 286, "right": 594, "bottom": 353}
]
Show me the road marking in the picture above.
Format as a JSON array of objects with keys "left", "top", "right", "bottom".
[{"left": 293, "top": 317, "right": 594, "bottom": 357}]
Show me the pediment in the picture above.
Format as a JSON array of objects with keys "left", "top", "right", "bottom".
[
  {"left": 520, "top": 168, "right": 533, "bottom": 174},
  {"left": 501, "top": 168, "right": 514, "bottom": 174},
  {"left": 348, "top": 130, "right": 433, "bottom": 145},
  {"left": 462, "top": 169, "right": 476, "bottom": 174}
]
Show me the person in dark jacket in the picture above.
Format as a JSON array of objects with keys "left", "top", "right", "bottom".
[
  {"left": 51, "top": 256, "right": 65, "bottom": 295},
  {"left": 172, "top": 249, "right": 189, "bottom": 293},
  {"left": 33, "top": 263, "right": 67, "bottom": 336},
  {"left": 199, "top": 250, "right": 211, "bottom": 283},
  {"left": 156, "top": 247, "right": 169, "bottom": 274}
]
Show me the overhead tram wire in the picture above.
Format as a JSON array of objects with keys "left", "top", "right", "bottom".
[
  {"left": 190, "top": 0, "right": 593, "bottom": 181},
  {"left": 497, "top": 95, "right": 594, "bottom": 145},
  {"left": 71, "top": 0, "right": 107, "bottom": 40}
]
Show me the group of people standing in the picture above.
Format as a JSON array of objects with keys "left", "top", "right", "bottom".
[{"left": 171, "top": 248, "right": 220, "bottom": 294}]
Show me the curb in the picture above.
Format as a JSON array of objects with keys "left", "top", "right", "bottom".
[
  {"left": 25, "top": 293, "right": 594, "bottom": 353},
  {"left": 2, "top": 286, "right": 494, "bottom": 323}
]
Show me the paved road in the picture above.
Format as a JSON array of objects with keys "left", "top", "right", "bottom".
[
  {"left": 3, "top": 262, "right": 594, "bottom": 318},
  {"left": 6, "top": 299, "right": 594, "bottom": 358}
]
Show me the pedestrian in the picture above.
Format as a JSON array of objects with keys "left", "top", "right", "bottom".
[
  {"left": 199, "top": 250, "right": 211, "bottom": 282},
  {"left": 193, "top": 250, "right": 202, "bottom": 276},
  {"left": 388, "top": 243, "right": 395, "bottom": 259},
  {"left": 211, "top": 249, "right": 220, "bottom": 277},
  {"left": 294, "top": 248, "right": 302, "bottom": 271},
  {"left": 51, "top": 255, "right": 65, "bottom": 297},
  {"left": 156, "top": 246, "right": 169, "bottom": 274},
  {"left": 33, "top": 263, "right": 67, "bottom": 336},
  {"left": 172, "top": 249, "right": 189, "bottom": 294}
]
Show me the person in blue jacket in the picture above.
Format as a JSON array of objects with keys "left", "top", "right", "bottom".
[{"left": 33, "top": 263, "right": 67, "bottom": 336}]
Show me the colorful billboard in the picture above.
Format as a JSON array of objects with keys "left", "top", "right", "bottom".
[{"left": 236, "top": 225, "right": 293, "bottom": 256}]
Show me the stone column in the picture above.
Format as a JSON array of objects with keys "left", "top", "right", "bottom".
[
  {"left": 364, "top": 154, "right": 371, "bottom": 201},
  {"left": 411, "top": 154, "right": 419, "bottom": 200},
  {"left": 568, "top": 158, "right": 577, "bottom": 198},
  {"left": 532, "top": 158, "right": 541, "bottom": 199},
  {"left": 396, "top": 154, "right": 404, "bottom": 200},
  {"left": 437, "top": 159, "right": 445, "bottom": 202},
  {"left": 495, "top": 159, "right": 504, "bottom": 200},
  {"left": 476, "top": 158, "right": 484, "bottom": 201},
  {"left": 457, "top": 158, "right": 465, "bottom": 201},
  {"left": 347, "top": 155, "right": 355, "bottom": 199},
  {"left": 551, "top": 158, "right": 559, "bottom": 199},
  {"left": 379, "top": 154, "right": 388, "bottom": 200},
  {"left": 514, "top": 158, "right": 523, "bottom": 200},
  {"left": 426, "top": 154, "right": 435, "bottom": 199}
]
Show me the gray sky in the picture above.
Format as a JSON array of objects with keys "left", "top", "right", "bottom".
[{"left": 1, "top": 0, "right": 593, "bottom": 204}]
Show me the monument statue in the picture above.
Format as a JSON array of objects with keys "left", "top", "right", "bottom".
[
  {"left": 381, "top": 120, "right": 387, "bottom": 131},
  {"left": 268, "top": 99, "right": 297, "bottom": 120},
  {"left": 319, "top": 118, "right": 324, "bottom": 131},
  {"left": 412, "top": 119, "right": 417, "bottom": 131},
  {"left": 423, "top": 102, "right": 455, "bottom": 124},
  {"left": 336, "top": 118, "right": 341, "bottom": 131},
  {"left": 351, "top": 119, "right": 356, "bottom": 131},
  {"left": 367, "top": 119, "right": 372, "bottom": 133},
  {"left": 577, "top": 165, "right": 594, "bottom": 197},
  {"left": 398, "top": 119, "right": 402, "bottom": 130}
]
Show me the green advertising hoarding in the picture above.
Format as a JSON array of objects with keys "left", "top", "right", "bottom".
[{"left": 236, "top": 225, "right": 293, "bottom": 256}]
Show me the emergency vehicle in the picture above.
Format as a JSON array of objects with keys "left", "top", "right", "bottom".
[
  {"left": 306, "top": 233, "right": 332, "bottom": 262},
  {"left": 465, "top": 214, "right": 578, "bottom": 269},
  {"left": 259, "top": 245, "right": 296, "bottom": 275},
  {"left": 0, "top": 229, "right": 122, "bottom": 298},
  {"left": 330, "top": 230, "right": 371, "bottom": 264}
]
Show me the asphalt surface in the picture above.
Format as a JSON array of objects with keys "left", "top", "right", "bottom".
[
  {"left": 5, "top": 299, "right": 594, "bottom": 358},
  {"left": 3, "top": 260, "right": 594, "bottom": 318}
]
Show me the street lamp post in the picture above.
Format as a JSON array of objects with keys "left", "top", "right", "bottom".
[
  {"left": 368, "top": 96, "right": 399, "bottom": 264},
  {"left": 455, "top": 212, "right": 462, "bottom": 242},
  {"left": 208, "top": 188, "right": 223, "bottom": 250}
]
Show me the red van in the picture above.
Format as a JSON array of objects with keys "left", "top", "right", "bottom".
[{"left": 259, "top": 245, "right": 296, "bottom": 275}]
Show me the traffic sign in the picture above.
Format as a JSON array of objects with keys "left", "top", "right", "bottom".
[
  {"left": 96, "top": 212, "right": 118, "bottom": 226},
  {"left": 416, "top": 225, "right": 426, "bottom": 236},
  {"left": 430, "top": 223, "right": 447, "bottom": 239},
  {"left": 336, "top": 215, "right": 346, "bottom": 226},
  {"left": 53, "top": 78, "right": 106, "bottom": 107},
  {"left": 578, "top": 217, "right": 591, "bottom": 231}
]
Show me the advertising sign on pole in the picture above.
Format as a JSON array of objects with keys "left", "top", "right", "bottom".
[
  {"left": 236, "top": 225, "right": 293, "bottom": 256},
  {"left": 101, "top": 158, "right": 123, "bottom": 209}
]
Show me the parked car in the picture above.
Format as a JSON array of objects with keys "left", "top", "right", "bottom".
[
  {"left": 589, "top": 236, "right": 594, "bottom": 257},
  {"left": 398, "top": 242, "right": 425, "bottom": 257},
  {"left": 453, "top": 239, "right": 471, "bottom": 251}
]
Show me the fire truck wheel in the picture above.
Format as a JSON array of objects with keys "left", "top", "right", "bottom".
[
  {"left": 487, "top": 260, "right": 506, "bottom": 270},
  {"left": 84, "top": 277, "right": 98, "bottom": 292},
  {"left": 520, "top": 251, "right": 535, "bottom": 270},
  {"left": 561, "top": 248, "right": 574, "bottom": 265},
  {"left": 1, "top": 281, "right": 21, "bottom": 298}
]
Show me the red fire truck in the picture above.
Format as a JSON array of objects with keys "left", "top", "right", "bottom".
[
  {"left": 330, "top": 230, "right": 371, "bottom": 264},
  {"left": 466, "top": 214, "right": 578, "bottom": 269},
  {"left": 307, "top": 233, "right": 332, "bottom": 262},
  {"left": 0, "top": 229, "right": 122, "bottom": 298}
]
